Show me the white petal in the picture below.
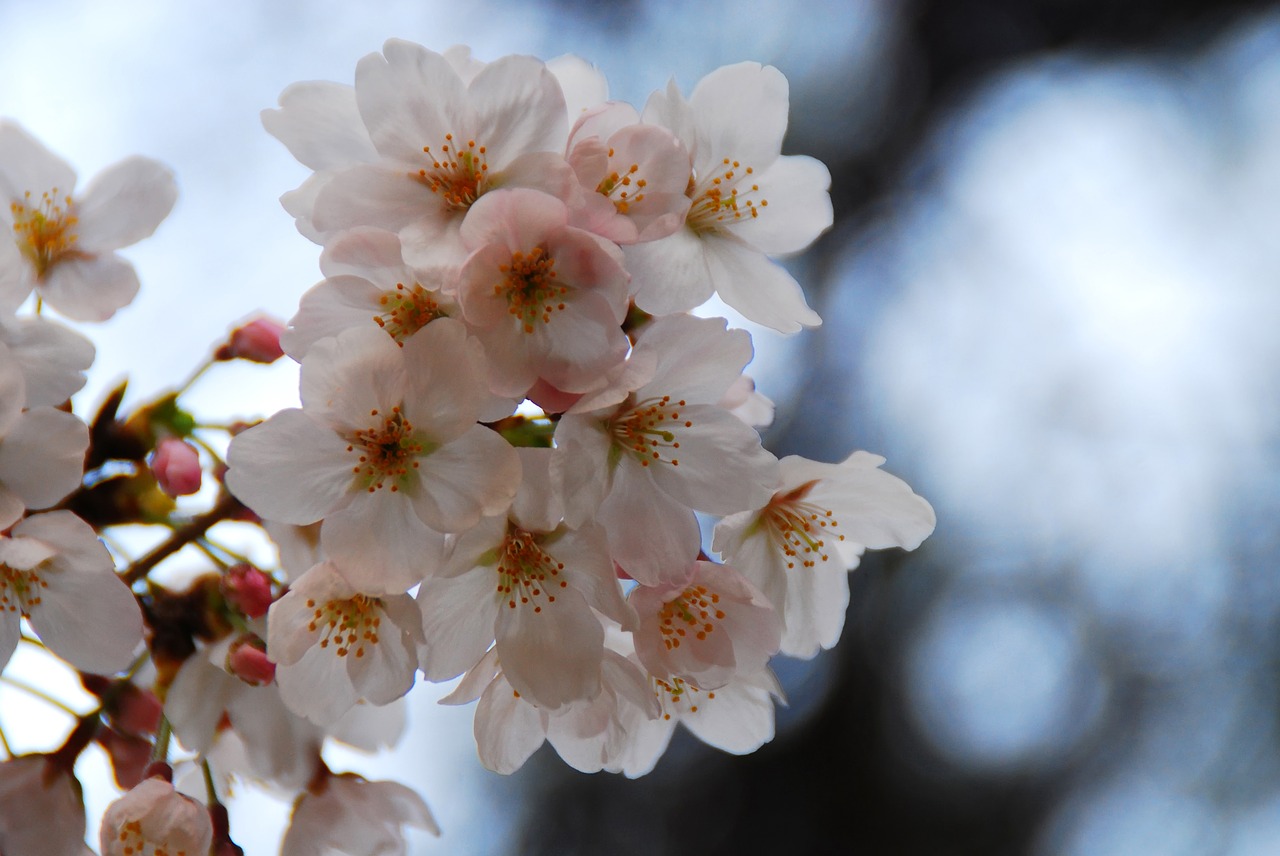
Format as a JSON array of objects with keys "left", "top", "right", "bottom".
[
  {"left": 624, "top": 228, "right": 714, "bottom": 315},
  {"left": 411, "top": 425, "right": 520, "bottom": 532},
  {"left": 39, "top": 253, "right": 140, "bottom": 322},
  {"left": 496, "top": 585, "right": 602, "bottom": 710},
  {"left": 703, "top": 235, "right": 821, "bottom": 332},
  {"left": 475, "top": 673, "right": 547, "bottom": 774},
  {"left": 262, "top": 80, "right": 377, "bottom": 171},
  {"left": 418, "top": 569, "right": 501, "bottom": 681},
  {"left": 727, "top": 154, "right": 832, "bottom": 256},
  {"left": 0, "top": 121, "right": 76, "bottom": 201},
  {"left": 225, "top": 409, "right": 355, "bottom": 525},
  {"left": 0, "top": 408, "right": 87, "bottom": 510},
  {"left": 74, "top": 157, "right": 177, "bottom": 251}
]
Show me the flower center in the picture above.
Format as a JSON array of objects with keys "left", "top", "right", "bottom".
[
  {"left": 685, "top": 157, "right": 767, "bottom": 232},
  {"left": 113, "top": 819, "right": 198, "bottom": 856},
  {"left": 346, "top": 407, "right": 430, "bottom": 493},
  {"left": 418, "top": 134, "right": 488, "bottom": 212},
  {"left": 305, "top": 593, "right": 382, "bottom": 659},
  {"left": 373, "top": 282, "right": 448, "bottom": 344},
  {"left": 653, "top": 674, "right": 716, "bottom": 720},
  {"left": 10, "top": 188, "right": 79, "bottom": 277},
  {"left": 610, "top": 396, "right": 689, "bottom": 468},
  {"left": 596, "top": 152, "right": 647, "bottom": 215},
  {"left": 0, "top": 563, "right": 45, "bottom": 616},
  {"left": 657, "top": 583, "right": 725, "bottom": 651},
  {"left": 495, "top": 246, "right": 567, "bottom": 334},
  {"left": 761, "top": 480, "right": 844, "bottom": 569},
  {"left": 495, "top": 527, "right": 567, "bottom": 614}
]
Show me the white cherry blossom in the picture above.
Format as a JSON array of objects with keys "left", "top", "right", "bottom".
[
  {"left": 555, "top": 313, "right": 779, "bottom": 584},
  {"left": 99, "top": 777, "right": 212, "bottom": 856},
  {"left": 0, "top": 755, "right": 90, "bottom": 856},
  {"left": 226, "top": 321, "right": 520, "bottom": 591},
  {"left": 625, "top": 62, "right": 833, "bottom": 332},
  {"left": 311, "top": 40, "right": 579, "bottom": 267},
  {"left": 282, "top": 772, "right": 439, "bottom": 856},
  {"left": 0, "top": 510, "right": 143, "bottom": 674},
  {"left": 456, "top": 188, "right": 631, "bottom": 397},
  {"left": 268, "top": 560, "right": 422, "bottom": 726},
  {"left": 418, "top": 447, "right": 631, "bottom": 710},
  {"left": 0, "top": 120, "right": 177, "bottom": 321},
  {"left": 713, "top": 452, "right": 936, "bottom": 657}
]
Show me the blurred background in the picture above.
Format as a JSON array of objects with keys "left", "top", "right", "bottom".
[{"left": 4, "top": 0, "right": 1280, "bottom": 853}]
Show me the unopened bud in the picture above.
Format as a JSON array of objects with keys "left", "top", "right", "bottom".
[
  {"left": 227, "top": 636, "right": 276, "bottom": 686},
  {"left": 113, "top": 685, "right": 163, "bottom": 736},
  {"left": 222, "top": 563, "right": 274, "bottom": 618},
  {"left": 151, "top": 438, "right": 202, "bottom": 497},
  {"left": 218, "top": 317, "right": 285, "bottom": 363}
]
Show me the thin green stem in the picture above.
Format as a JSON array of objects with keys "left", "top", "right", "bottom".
[
  {"left": 202, "top": 757, "right": 220, "bottom": 806},
  {"left": 175, "top": 357, "right": 215, "bottom": 397},
  {"left": 0, "top": 674, "right": 81, "bottom": 716},
  {"left": 0, "top": 719, "right": 12, "bottom": 758},
  {"left": 151, "top": 715, "right": 172, "bottom": 764}
]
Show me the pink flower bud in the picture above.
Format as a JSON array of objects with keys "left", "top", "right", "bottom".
[
  {"left": 222, "top": 563, "right": 274, "bottom": 618},
  {"left": 221, "top": 317, "right": 285, "bottom": 363},
  {"left": 151, "top": 438, "right": 202, "bottom": 496},
  {"left": 227, "top": 636, "right": 276, "bottom": 686}
]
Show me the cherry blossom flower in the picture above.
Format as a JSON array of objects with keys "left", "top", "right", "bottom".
[
  {"left": 418, "top": 447, "right": 631, "bottom": 710},
  {"left": 282, "top": 771, "right": 439, "bottom": 856},
  {"left": 282, "top": 229, "right": 459, "bottom": 361},
  {"left": 0, "top": 510, "right": 143, "bottom": 674},
  {"left": 100, "top": 776, "right": 212, "bottom": 856},
  {"left": 629, "top": 560, "right": 781, "bottom": 691},
  {"left": 624, "top": 63, "right": 833, "bottom": 332},
  {"left": 310, "top": 40, "right": 579, "bottom": 267},
  {"left": 267, "top": 560, "right": 423, "bottom": 725},
  {"left": 554, "top": 313, "right": 779, "bottom": 584},
  {"left": 713, "top": 452, "right": 936, "bottom": 657},
  {"left": 456, "top": 188, "right": 631, "bottom": 397},
  {"left": 564, "top": 102, "right": 692, "bottom": 245},
  {"left": 0, "top": 755, "right": 90, "bottom": 856},
  {"left": 226, "top": 321, "right": 521, "bottom": 591},
  {"left": 0, "top": 120, "right": 177, "bottom": 321}
]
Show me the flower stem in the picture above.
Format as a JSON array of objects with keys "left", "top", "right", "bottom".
[
  {"left": 151, "top": 714, "right": 172, "bottom": 764},
  {"left": 121, "top": 491, "right": 245, "bottom": 585},
  {"left": 0, "top": 674, "right": 82, "bottom": 716}
]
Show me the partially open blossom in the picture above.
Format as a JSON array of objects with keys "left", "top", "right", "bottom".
[
  {"left": 150, "top": 437, "right": 202, "bottom": 497},
  {"left": 283, "top": 771, "right": 438, "bottom": 855},
  {"left": 220, "top": 316, "right": 286, "bottom": 363},
  {"left": 100, "top": 776, "right": 212, "bottom": 856}
]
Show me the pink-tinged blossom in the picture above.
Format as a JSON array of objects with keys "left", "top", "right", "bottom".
[
  {"left": 0, "top": 120, "right": 177, "bottom": 321},
  {"left": 99, "top": 776, "right": 212, "bottom": 856},
  {"left": 456, "top": 188, "right": 630, "bottom": 398},
  {"left": 221, "top": 562, "right": 274, "bottom": 618},
  {"left": 267, "top": 560, "right": 422, "bottom": 726},
  {"left": 221, "top": 316, "right": 286, "bottom": 363},
  {"left": 150, "top": 437, "right": 202, "bottom": 497},
  {"left": 0, "top": 343, "right": 90, "bottom": 529},
  {"left": 0, "top": 315, "right": 94, "bottom": 407},
  {"left": 283, "top": 229, "right": 459, "bottom": 362},
  {"left": 565, "top": 103, "right": 692, "bottom": 245},
  {"left": 554, "top": 314, "right": 779, "bottom": 584},
  {"left": 310, "top": 40, "right": 579, "bottom": 268},
  {"left": 418, "top": 448, "right": 631, "bottom": 710},
  {"left": 282, "top": 772, "right": 439, "bottom": 856},
  {"left": 0, "top": 755, "right": 90, "bottom": 856},
  {"left": 226, "top": 321, "right": 521, "bottom": 591},
  {"left": 624, "top": 63, "right": 833, "bottom": 332},
  {"left": 0, "top": 510, "right": 143, "bottom": 674},
  {"left": 629, "top": 560, "right": 780, "bottom": 691},
  {"left": 714, "top": 452, "right": 937, "bottom": 658}
]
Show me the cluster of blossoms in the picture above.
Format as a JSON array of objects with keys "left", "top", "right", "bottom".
[{"left": 0, "top": 40, "right": 934, "bottom": 855}]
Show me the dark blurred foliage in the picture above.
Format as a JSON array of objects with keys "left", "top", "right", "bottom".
[{"left": 505, "top": 2, "right": 1280, "bottom": 854}]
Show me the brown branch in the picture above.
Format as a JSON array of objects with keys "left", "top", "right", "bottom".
[{"left": 121, "top": 492, "right": 245, "bottom": 585}]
